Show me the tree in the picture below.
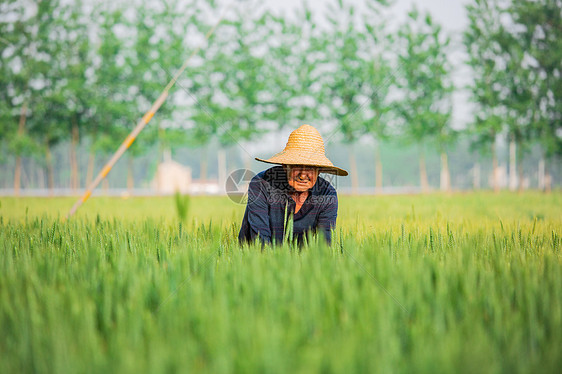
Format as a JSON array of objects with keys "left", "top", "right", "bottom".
[
  {"left": 265, "top": 3, "right": 324, "bottom": 127},
  {"left": 361, "top": 0, "right": 393, "bottom": 192},
  {"left": 509, "top": 0, "right": 562, "bottom": 192},
  {"left": 0, "top": 0, "right": 63, "bottom": 195},
  {"left": 394, "top": 7, "right": 454, "bottom": 192},
  {"left": 185, "top": 0, "right": 272, "bottom": 183},
  {"left": 495, "top": 18, "right": 537, "bottom": 192},
  {"left": 317, "top": 0, "right": 386, "bottom": 193},
  {"left": 85, "top": 3, "right": 128, "bottom": 187},
  {"left": 121, "top": 0, "right": 170, "bottom": 190},
  {"left": 44, "top": 0, "right": 94, "bottom": 191},
  {"left": 0, "top": 2, "right": 15, "bottom": 168},
  {"left": 464, "top": 0, "right": 506, "bottom": 192},
  {"left": 84, "top": 0, "right": 197, "bottom": 191},
  {"left": 465, "top": 0, "right": 548, "bottom": 192}
]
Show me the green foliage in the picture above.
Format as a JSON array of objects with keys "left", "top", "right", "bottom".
[
  {"left": 508, "top": 0, "right": 562, "bottom": 158},
  {"left": 185, "top": 0, "right": 271, "bottom": 148},
  {"left": 464, "top": 0, "right": 506, "bottom": 156},
  {"left": 0, "top": 194, "right": 561, "bottom": 372},
  {"left": 265, "top": 3, "right": 326, "bottom": 127},
  {"left": 464, "top": 0, "right": 562, "bottom": 162},
  {"left": 174, "top": 191, "right": 190, "bottom": 222},
  {"left": 7, "top": 131, "right": 38, "bottom": 157},
  {"left": 0, "top": 0, "right": 63, "bottom": 160},
  {"left": 318, "top": 0, "right": 392, "bottom": 144},
  {"left": 1, "top": 0, "right": 560, "bottom": 191},
  {"left": 394, "top": 6, "right": 454, "bottom": 151}
]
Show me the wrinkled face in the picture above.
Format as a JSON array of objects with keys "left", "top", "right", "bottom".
[{"left": 285, "top": 165, "right": 319, "bottom": 192}]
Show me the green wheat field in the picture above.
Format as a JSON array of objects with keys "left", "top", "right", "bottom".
[{"left": 1, "top": 192, "right": 561, "bottom": 373}]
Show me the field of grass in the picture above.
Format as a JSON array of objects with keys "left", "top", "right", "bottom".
[{"left": 1, "top": 192, "right": 561, "bottom": 373}]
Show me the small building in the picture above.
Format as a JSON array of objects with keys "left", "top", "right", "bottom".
[{"left": 152, "top": 159, "right": 192, "bottom": 194}]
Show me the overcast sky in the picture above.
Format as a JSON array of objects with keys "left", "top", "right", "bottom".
[{"left": 263, "top": 0, "right": 470, "bottom": 33}]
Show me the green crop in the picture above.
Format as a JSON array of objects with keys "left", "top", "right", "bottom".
[{"left": 0, "top": 192, "right": 561, "bottom": 373}]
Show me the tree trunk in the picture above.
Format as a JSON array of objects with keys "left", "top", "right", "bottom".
[
  {"left": 45, "top": 144, "right": 55, "bottom": 196},
  {"left": 349, "top": 144, "right": 359, "bottom": 195},
  {"left": 473, "top": 162, "right": 480, "bottom": 190},
  {"left": 440, "top": 151, "right": 451, "bottom": 192},
  {"left": 419, "top": 148, "right": 429, "bottom": 193},
  {"left": 538, "top": 157, "right": 545, "bottom": 191},
  {"left": 28, "top": 158, "right": 36, "bottom": 188},
  {"left": 69, "top": 133, "right": 75, "bottom": 190},
  {"left": 544, "top": 157, "right": 552, "bottom": 193},
  {"left": 14, "top": 101, "right": 28, "bottom": 196},
  {"left": 70, "top": 120, "right": 79, "bottom": 191},
  {"left": 509, "top": 137, "right": 517, "bottom": 191},
  {"left": 517, "top": 143, "right": 524, "bottom": 193},
  {"left": 127, "top": 156, "right": 134, "bottom": 192},
  {"left": 37, "top": 165, "right": 45, "bottom": 190},
  {"left": 86, "top": 151, "right": 95, "bottom": 186},
  {"left": 244, "top": 153, "right": 252, "bottom": 171},
  {"left": 14, "top": 156, "right": 22, "bottom": 196},
  {"left": 374, "top": 139, "right": 383, "bottom": 193},
  {"left": 491, "top": 141, "right": 499, "bottom": 193},
  {"left": 200, "top": 145, "right": 208, "bottom": 183},
  {"left": 217, "top": 148, "right": 226, "bottom": 194},
  {"left": 21, "top": 160, "right": 30, "bottom": 189}
]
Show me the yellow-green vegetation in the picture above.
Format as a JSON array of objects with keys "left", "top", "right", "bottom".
[{"left": 1, "top": 193, "right": 561, "bottom": 373}]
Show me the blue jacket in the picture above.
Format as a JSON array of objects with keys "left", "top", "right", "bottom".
[{"left": 238, "top": 166, "right": 338, "bottom": 246}]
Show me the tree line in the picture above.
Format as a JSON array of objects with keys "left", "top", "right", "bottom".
[{"left": 1, "top": 0, "right": 560, "bottom": 195}]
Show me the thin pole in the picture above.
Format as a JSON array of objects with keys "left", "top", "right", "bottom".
[{"left": 67, "top": 6, "right": 230, "bottom": 219}]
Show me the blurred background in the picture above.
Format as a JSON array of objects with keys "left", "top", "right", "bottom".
[{"left": 1, "top": 0, "right": 561, "bottom": 197}]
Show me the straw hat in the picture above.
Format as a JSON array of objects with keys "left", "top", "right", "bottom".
[{"left": 255, "top": 125, "right": 348, "bottom": 176}]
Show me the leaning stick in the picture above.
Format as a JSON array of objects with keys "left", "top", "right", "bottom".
[{"left": 67, "top": 8, "right": 229, "bottom": 219}]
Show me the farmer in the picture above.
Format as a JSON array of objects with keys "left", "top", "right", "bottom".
[{"left": 239, "top": 124, "right": 348, "bottom": 246}]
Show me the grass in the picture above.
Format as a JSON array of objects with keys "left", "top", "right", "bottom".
[{"left": 0, "top": 192, "right": 561, "bottom": 373}]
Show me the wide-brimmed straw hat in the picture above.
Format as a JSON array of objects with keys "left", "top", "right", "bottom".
[{"left": 255, "top": 124, "right": 349, "bottom": 176}]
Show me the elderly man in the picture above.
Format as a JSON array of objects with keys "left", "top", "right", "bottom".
[{"left": 239, "top": 124, "right": 348, "bottom": 246}]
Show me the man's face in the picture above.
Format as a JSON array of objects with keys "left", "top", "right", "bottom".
[{"left": 285, "top": 165, "right": 319, "bottom": 192}]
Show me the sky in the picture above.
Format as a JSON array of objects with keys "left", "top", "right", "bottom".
[{"left": 263, "top": 0, "right": 470, "bottom": 33}]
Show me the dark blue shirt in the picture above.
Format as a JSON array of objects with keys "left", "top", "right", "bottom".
[{"left": 238, "top": 166, "right": 338, "bottom": 246}]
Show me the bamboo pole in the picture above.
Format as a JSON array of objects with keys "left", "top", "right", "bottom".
[{"left": 67, "top": 6, "right": 230, "bottom": 219}]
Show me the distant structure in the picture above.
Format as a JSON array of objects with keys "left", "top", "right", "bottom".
[
  {"left": 152, "top": 158, "right": 192, "bottom": 194},
  {"left": 490, "top": 166, "right": 507, "bottom": 189},
  {"left": 151, "top": 150, "right": 221, "bottom": 195}
]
